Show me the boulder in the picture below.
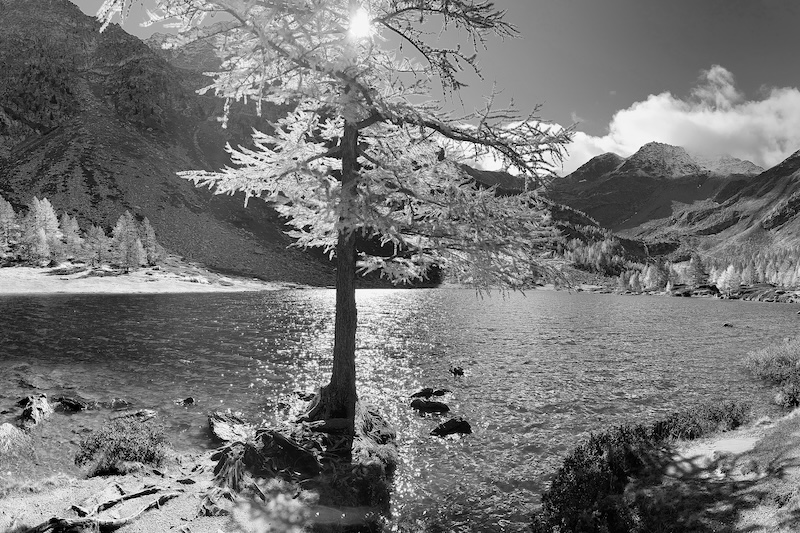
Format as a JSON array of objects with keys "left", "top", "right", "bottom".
[
  {"left": 449, "top": 366, "right": 464, "bottom": 377},
  {"left": 410, "top": 399, "right": 450, "bottom": 413},
  {"left": 208, "top": 410, "right": 254, "bottom": 443},
  {"left": 54, "top": 396, "right": 90, "bottom": 412},
  {"left": 19, "top": 394, "right": 54, "bottom": 429},
  {"left": 431, "top": 417, "right": 472, "bottom": 437},
  {"left": 410, "top": 387, "right": 451, "bottom": 399},
  {"left": 0, "top": 422, "right": 32, "bottom": 455}
]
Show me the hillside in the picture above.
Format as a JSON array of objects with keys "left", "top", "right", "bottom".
[
  {"left": 548, "top": 142, "right": 763, "bottom": 232},
  {"left": 0, "top": 0, "right": 335, "bottom": 285},
  {"left": 628, "top": 149, "right": 800, "bottom": 251}
]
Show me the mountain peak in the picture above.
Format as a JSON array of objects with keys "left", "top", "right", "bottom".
[{"left": 617, "top": 142, "right": 704, "bottom": 178}]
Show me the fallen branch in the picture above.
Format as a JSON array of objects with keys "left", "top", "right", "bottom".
[{"left": 23, "top": 485, "right": 180, "bottom": 533}]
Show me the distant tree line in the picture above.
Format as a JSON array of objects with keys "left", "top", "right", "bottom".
[
  {"left": 563, "top": 233, "right": 800, "bottom": 293},
  {"left": 0, "top": 194, "right": 163, "bottom": 271}
]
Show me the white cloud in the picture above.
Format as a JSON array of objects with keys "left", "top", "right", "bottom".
[{"left": 559, "top": 65, "right": 800, "bottom": 175}]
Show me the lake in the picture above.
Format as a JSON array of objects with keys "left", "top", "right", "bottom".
[{"left": 0, "top": 289, "right": 796, "bottom": 531}]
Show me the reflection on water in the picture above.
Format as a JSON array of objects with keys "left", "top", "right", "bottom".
[{"left": 0, "top": 289, "right": 796, "bottom": 531}]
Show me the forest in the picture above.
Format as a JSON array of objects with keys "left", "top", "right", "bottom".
[{"left": 0, "top": 194, "right": 163, "bottom": 271}]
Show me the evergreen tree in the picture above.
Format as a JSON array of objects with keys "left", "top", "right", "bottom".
[
  {"left": 0, "top": 195, "right": 18, "bottom": 253},
  {"left": 21, "top": 197, "right": 62, "bottom": 263},
  {"left": 59, "top": 212, "right": 84, "bottom": 260},
  {"left": 112, "top": 211, "right": 145, "bottom": 271},
  {"left": 85, "top": 225, "right": 110, "bottom": 266},
  {"left": 98, "top": 0, "right": 572, "bottom": 430},
  {"left": 688, "top": 253, "right": 708, "bottom": 288},
  {"left": 139, "top": 217, "right": 163, "bottom": 266}
]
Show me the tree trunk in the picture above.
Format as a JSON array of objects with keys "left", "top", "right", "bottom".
[{"left": 304, "top": 123, "right": 359, "bottom": 435}]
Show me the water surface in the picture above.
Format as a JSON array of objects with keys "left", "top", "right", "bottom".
[{"left": 0, "top": 289, "right": 795, "bottom": 531}]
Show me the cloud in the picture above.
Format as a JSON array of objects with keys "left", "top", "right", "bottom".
[{"left": 559, "top": 65, "right": 800, "bottom": 175}]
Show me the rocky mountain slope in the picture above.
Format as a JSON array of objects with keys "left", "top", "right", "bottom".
[
  {"left": 629, "top": 149, "right": 800, "bottom": 251},
  {"left": 0, "top": 0, "right": 334, "bottom": 284},
  {"left": 547, "top": 142, "right": 763, "bottom": 231}
]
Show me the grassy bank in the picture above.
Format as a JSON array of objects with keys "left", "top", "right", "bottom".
[{"left": 533, "top": 337, "right": 800, "bottom": 533}]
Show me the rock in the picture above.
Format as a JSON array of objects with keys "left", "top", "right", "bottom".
[
  {"left": 54, "top": 396, "right": 90, "bottom": 412},
  {"left": 175, "top": 397, "right": 195, "bottom": 406},
  {"left": 0, "top": 422, "right": 32, "bottom": 455},
  {"left": 105, "top": 398, "right": 132, "bottom": 410},
  {"left": 410, "top": 387, "right": 450, "bottom": 399},
  {"left": 110, "top": 409, "right": 157, "bottom": 422},
  {"left": 449, "top": 366, "right": 464, "bottom": 377},
  {"left": 431, "top": 417, "right": 472, "bottom": 437},
  {"left": 208, "top": 410, "right": 254, "bottom": 443},
  {"left": 723, "top": 323, "right": 733, "bottom": 327},
  {"left": 410, "top": 399, "right": 450, "bottom": 413},
  {"left": 19, "top": 394, "right": 54, "bottom": 429}
]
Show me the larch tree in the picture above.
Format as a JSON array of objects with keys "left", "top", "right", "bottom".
[
  {"left": 22, "top": 197, "right": 62, "bottom": 263},
  {"left": 86, "top": 224, "right": 111, "bottom": 266},
  {"left": 59, "top": 212, "right": 84, "bottom": 260},
  {"left": 139, "top": 217, "right": 163, "bottom": 266},
  {"left": 0, "top": 195, "right": 18, "bottom": 253},
  {"left": 97, "top": 0, "right": 572, "bottom": 432},
  {"left": 112, "top": 211, "right": 146, "bottom": 271}
]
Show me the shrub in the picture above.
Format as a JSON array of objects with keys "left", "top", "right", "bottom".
[
  {"left": 745, "top": 338, "right": 800, "bottom": 385},
  {"left": 75, "top": 419, "right": 167, "bottom": 476},
  {"left": 534, "top": 400, "right": 751, "bottom": 533}
]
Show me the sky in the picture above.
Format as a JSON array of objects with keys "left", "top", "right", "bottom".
[{"left": 72, "top": 0, "right": 800, "bottom": 174}]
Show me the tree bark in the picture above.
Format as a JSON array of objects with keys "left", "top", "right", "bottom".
[{"left": 304, "top": 123, "right": 359, "bottom": 435}]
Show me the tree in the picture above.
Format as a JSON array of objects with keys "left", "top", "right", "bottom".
[
  {"left": 0, "top": 195, "right": 18, "bottom": 254},
  {"left": 98, "top": 0, "right": 571, "bottom": 432},
  {"left": 112, "top": 211, "right": 145, "bottom": 271},
  {"left": 59, "top": 212, "right": 84, "bottom": 260},
  {"left": 139, "top": 217, "right": 163, "bottom": 266},
  {"left": 21, "top": 197, "right": 62, "bottom": 263},
  {"left": 85, "top": 224, "right": 111, "bottom": 266},
  {"left": 688, "top": 253, "right": 708, "bottom": 288}
]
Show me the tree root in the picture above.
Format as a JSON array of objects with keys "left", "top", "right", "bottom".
[{"left": 23, "top": 485, "right": 180, "bottom": 533}]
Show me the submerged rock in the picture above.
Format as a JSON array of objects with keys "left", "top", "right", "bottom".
[
  {"left": 431, "top": 417, "right": 472, "bottom": 437},
  {"left": 410, "top": 387, "right": 451, "bottom": 399},
  {"left": 18, "top": 394, "right": 54, "bottom": 429},
  {"left": 110, "top": 409, "right": 157, "bottom": 422},
  {"left": 208, "top": 410, "right": 254, "bottom": 443},
  {"left": 449, "top": 366, "right": 465, "bottom": 377},
  {"left": 410, "top": 399, "right": 450, "bottom": 413},
  {"left": 54, "top": 396, "right": 90, "bottom": 412}
]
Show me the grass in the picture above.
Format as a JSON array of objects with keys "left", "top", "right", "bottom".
[
  {"left": 533, "top": 400, "right": 751, "bottom": 533},
  {"left": 74, "top": 418, "right": 167, "bottom": 476},
  {"left": 745, "top": 337, "right": 800, "bottom": 408}
]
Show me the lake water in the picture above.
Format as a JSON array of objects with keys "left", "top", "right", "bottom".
[{"left": 0, "top": 289, "right": 797, "bottom": 531}]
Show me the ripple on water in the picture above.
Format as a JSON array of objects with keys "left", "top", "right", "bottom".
[{"left": 0, "top": 290, "right": 793, "bottom": 530}]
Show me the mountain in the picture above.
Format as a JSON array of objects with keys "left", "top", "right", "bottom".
[
  {"left": 629, "top": 149, "right": 800, "bottom": 250},
  {"left": 0, "top": 0, "right": 334, "bottom": 284},
  {"left": 548, "top": 142, "right": 763, "bottom": 231}
]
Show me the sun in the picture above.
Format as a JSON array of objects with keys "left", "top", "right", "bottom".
[{"left": 349, "top": 7, "right": 372, "bottom": 39}]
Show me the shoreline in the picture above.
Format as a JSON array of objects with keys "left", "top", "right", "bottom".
[{"left": 0, "top": 264, "right": 302, "bottom": 295}]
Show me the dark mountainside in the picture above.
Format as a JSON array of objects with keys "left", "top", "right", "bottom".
[
  {"left": 547, "top": 142, "right": 764, "bottom": 232},
  {"left": 0, "top": 0, "right": 335, "bottom": 284},
  {"left": 629, "top": 149, "right": 800, "bottom": 250}
]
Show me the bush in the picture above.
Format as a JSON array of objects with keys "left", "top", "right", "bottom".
[
  {"left": 534, "top": 401, "right": 751, "bottom": 533},
  {"left": 75, "top": 418, "right": 167, "bottom": 476},
  {"left": 745, "top": 338, "right": 800, "bottom": 385}
]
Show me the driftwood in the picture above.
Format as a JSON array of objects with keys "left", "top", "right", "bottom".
[{"left": 22, "top": 486, "right": 180, "bottom": 533}]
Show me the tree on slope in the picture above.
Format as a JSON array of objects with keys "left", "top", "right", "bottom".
[
  {"left": 112, "top": 211, "right": 146, "bottom": 271},
  {"left": 139, "top": 217, "right": 164, "bottom": 266},
  {"left": 59, "top": 212, "right": 84, "bottom": 260},
  {"left": 22, "top": 197, "right": 62, "bottom": 263},
  {"left": 98, "top": 0, "right": 571, "bottom": 432},
  {"left": 0, "top": 195, "right": 19, "bottom": 254}
]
